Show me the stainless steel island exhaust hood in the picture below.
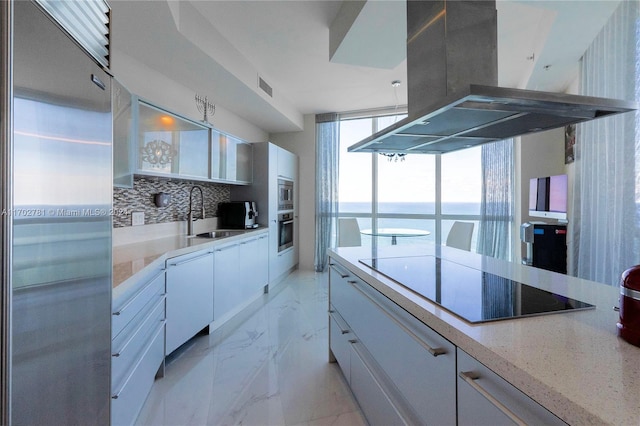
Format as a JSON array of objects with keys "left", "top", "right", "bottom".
[{"left": 348, "top": 1, "right": 636, "bottom": 154}]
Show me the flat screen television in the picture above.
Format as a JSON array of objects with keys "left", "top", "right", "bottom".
[{"left": 528, "top": 174, "right": 568, "bottom": 220}]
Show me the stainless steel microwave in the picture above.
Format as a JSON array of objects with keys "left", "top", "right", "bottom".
[{"left": 278, "top": 178, "right": 293, "bottom": 211}]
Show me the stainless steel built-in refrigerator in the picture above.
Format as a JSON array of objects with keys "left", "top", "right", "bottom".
[{"left": 2, "top": 1, "right": 112, "bottom": 424}]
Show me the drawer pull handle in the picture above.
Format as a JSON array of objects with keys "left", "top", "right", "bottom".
[
  {"left": 329, "top": 311, "right": 350, "bottom": 335},
  {"left": 459, "top": 371, "right": 527, "bottom": 426},
  {"left": 350, "top": 342, "right": 410, "bottom": 423},
  {"left": 348, "top": 339, "right": 358, "bottom": 344},
  {"left": 113, "top": 269, "right": 165, "bottom": 316},
  {"left": 347, "top": 279, "right": 447, "bottom": 357},
  {"left": 329, "top": 263, "right": 349, "bottom": 279},
  {"left": 112, "top": 321, "right": 165, "bottom": 399},
  {"left": 112, "top": 296, "right": 165, "bottom": 357},
  {"left": 168, "top": 251, "right": 212, "bottom": 266}
]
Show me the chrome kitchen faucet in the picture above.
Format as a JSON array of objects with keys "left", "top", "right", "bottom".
[{"left": 187, "top": 185, "right": 205, "bottom": 236}]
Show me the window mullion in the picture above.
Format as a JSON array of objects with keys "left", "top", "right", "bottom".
[
  {"left": 435, "top": 153, "right": 442, "bottom": 245},
  {"left": 372, "top": 117, "right": 378, "bottom": 235}
]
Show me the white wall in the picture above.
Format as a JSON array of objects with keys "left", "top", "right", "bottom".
[
  {"left": 111, "top": 49, "right": 268, "bottom": 143},
  {"left": 515, "top": 74, "right": 579, "bottom": 266},
  {"left": 270, "top": 114, "right": 316, "bottom": 271},
  {"left": 516, "top": 127, "right": 567, "bottom": 261}
]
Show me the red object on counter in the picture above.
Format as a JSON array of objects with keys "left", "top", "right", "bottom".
[{"left": 617, "top": 265, "right": 640, "bottom": 347}]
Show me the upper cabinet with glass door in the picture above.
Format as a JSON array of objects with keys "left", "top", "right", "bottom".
[
  {"left": 137, "top": 101, "right": 209, "bottom": 180},
  {"left": 113, "top": 79, "right": 135, "bottom": 188},
  {"left": 211, "top": 130, "right": 253, "bottom": 184}
]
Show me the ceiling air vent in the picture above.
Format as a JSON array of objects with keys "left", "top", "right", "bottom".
[{"left": 258, "top": 76, "right": 273, "bottom": 98}]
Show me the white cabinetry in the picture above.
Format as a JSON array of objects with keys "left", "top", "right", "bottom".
[
  {"left": 111, "top": 265, "right": 166, "bottom": 426},
  {"left": 239, "top": 233, "right": 269, "bottom": 294},
  {"left": 231, "top": 142, "right": 298, "bottom": 286},
  {"left": 329, "top": 261, "right": 457, "bottom": 425},
  {"left": 165, "top": 249, "right": 214, "bottom": 355},
  {"left": 277, "top": 147, "right": 296, "bottom": 181},
  {"left": 213, "top": 232, "right": 269, "bottom": 323},
  {"left": 213, "top": 241, "right": 240, "bottom": 321},
  {"left": 457, "top": 348, "right": 565, "bottom": 426}
]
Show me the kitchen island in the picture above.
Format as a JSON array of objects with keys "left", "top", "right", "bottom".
[{"left": 329, "top": 244, "right": 640, "bottom": 425}]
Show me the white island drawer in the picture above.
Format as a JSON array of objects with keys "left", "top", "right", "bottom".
[
  {"left": 349, "top": 341, "right": 409, "bottom": 426},
  {"left": 329, "top": 262, "right": 456, "bottom": 425},
  {"left": 329, "top": 308, "right": 351, "bottom": 378},
  {"left": 457, "top": 348, "right": 566, "bottom": 426}
]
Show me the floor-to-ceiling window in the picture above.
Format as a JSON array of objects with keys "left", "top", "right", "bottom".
[
  {"left": 571, "top": 0, "right": 639, "bottom": 286},
  {"left": 338, "top": 111, "right": 482, "bottom": 249}
]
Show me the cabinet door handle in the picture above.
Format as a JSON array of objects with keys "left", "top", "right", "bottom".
[
  {"left": 215, "top": 243, "right": 239, "bottom": 252},
  {"left": 458, "top": 372, "right": 527, "bottom": 426},
  {"left": 347, "top": 279, "right": 447, "bottom": 357},
  {"left": 168, "top": 251, "right": 212, "bottom": 266},
  {"left": 112, "top": 268, "right": 165, "bottom": 316}
]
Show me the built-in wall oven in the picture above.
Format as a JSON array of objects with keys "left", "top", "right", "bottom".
[
  {"left": 278, "top": 178, "right": 294, "bottom": 211},
  {"left": 278, "top": 212, "right": 294, "bottom": 252}
]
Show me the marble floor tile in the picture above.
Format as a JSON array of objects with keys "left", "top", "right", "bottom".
[{"left": 135, "top": 270, "right": 366, "bottom": 426}]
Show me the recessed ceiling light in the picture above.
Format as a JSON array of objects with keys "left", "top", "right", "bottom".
[{"left": 391, "top": 80, "right": 401, "bottom": 87}]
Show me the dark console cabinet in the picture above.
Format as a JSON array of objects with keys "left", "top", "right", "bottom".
[{"left": 521, "top": 223, "right": 567, "bottom": 274}]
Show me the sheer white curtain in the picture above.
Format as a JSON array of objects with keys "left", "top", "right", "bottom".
[
  {"left": 315, "top": 113, "right": 339, "bottom": 272},
  {"left": 477, "top": 138, "right": 514, "bottom": 260},
  {"left": 572, "top": 1, "right": 640, "bottom": 285}
]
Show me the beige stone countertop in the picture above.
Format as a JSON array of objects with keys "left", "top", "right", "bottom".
[
  {"left": 329, "top": 244, "right": 640, "bottom": 425},
  {"left": 113, "top": 227, "right": 268, "bottom": 299}
]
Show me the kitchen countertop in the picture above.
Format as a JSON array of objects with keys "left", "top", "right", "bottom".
[
  {"left": 329, "top": 244, "right": 640, "bottom": 425},
  {"left": 113, "top": 228, "right": 268, "bottom": 299}
]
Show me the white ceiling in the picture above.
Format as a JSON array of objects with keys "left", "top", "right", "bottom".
[{"left": 110, "top": 0, "right": 621, "bottom": 134}]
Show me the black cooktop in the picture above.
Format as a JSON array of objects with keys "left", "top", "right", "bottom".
[{"left": 359, "top": 255, "right": 594, "bottom": 323}]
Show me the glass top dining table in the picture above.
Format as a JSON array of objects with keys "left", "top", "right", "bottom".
[{"left": 360, "top": 228, "right": 431, "bottom": 245}]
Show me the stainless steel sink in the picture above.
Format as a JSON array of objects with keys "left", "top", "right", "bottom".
[{"left": 195, "top": 230, "right": 245, "bottom": 239}]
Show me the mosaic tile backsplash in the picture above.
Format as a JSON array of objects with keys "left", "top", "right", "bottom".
[{"left": 113, "top": 176, "right": 231, "bottom": 228}]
